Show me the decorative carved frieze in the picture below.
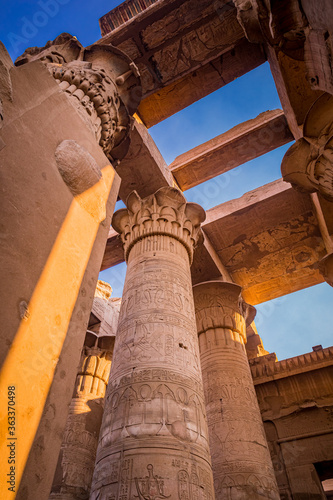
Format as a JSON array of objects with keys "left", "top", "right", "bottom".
[
  {"left": 282, "top": 93, "right": 333, "bottom": 202},
  {"left": 16, "top": 33, "right": 141, "bottom": 163},
  {"left": 250, "top": 345, "right": 333, "bottom": 383}
]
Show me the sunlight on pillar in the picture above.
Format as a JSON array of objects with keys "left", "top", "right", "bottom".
[{"left": 0, "top": 165, "right": 115, "bottom": 498}]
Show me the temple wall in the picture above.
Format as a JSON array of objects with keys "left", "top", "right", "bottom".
[{"left": 252, "top": 349, "right": 333, "bottom": 499}]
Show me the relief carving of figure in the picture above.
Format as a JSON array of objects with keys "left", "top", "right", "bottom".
[{"left": 135, "top": 464, "right": 170, "bottom": 500}]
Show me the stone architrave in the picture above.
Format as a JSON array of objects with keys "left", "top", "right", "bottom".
[
  {"left": 90, "top": 187, "right": 215, "bottom": 500},
  {"left": 193, "top": 281, "right": 280, "bottom": 500}
]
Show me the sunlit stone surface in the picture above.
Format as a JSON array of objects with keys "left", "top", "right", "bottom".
[
  {"left": 90, "top": 187, "right": 215, "bottom": 500},
  {"left": 193, "top": 281, "right": 280, "bottom": 500}
]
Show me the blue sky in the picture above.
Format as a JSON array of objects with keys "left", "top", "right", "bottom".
[{"left": 2, "top": 0, "right": 332, "bottom": 360}]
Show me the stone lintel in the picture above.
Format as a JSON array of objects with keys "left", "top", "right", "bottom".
[
  {"left": 203, "top": 178, "right": 331, "bottom": 304},
  {"left": 136, "top": 40, "right": 266, "bottom": 128},
  {"left": 170, "top": 109, "right": 294, "bottom": 191},
  {"left": 101, "top": 179, "right": 333, "bottom": 304},
  {"left": 97, "top": 0, "right": 266, "bottom": 127},
  {"left": 116, "top": 118, "right": 174, "bottom": 202}
]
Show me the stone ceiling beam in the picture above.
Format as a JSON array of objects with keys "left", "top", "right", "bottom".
[
  {"left": 101, "top": 227, "right": 124, "bottom": 271},
  {"left": 116, "top": 117, "right": 174, "bottom": 202},
  {"left": 137, "top": 40, "right": 265, "bottom": 128},
  {"left": 310, "top": 193, "right": 333, "bottom": 254},
  {"left": 101, "top": 179, "right": 333, "bottom": 304},
  {"left": 203, "top": 178, "right": 332, "bottom": 304},
  {"left": 170, "top": 109, "right": 293, "bottom": 191},
  {"left": 265, "top": 45, "right": 312, "bottom": 140},
  {"left": 97, "top": 0, "right": 266, "bottom": 127}
]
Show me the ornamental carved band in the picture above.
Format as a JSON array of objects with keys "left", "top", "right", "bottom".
[
  {"left": 90, "top": 187, "right": 215, "bottom": 500},
  {"left": 16, "top": 33, "right": 141, "bottom": 163},
  {"left": 112, "top": 187, "right": 205, "bottom": 263},
  {"left": 193, "top": 281, "right": 280, "bottom": 500}
]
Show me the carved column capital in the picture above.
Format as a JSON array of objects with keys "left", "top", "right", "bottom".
[
  {"left": 281, "top": 93, "right": 333, "bottom": 202},
  {"left": 193, "top": 281, "right": 256, "bottom": 343},
  {"left": 112, "top": 187, "right": 206, "bottom": 263},
  {"left": 74, "top": 332, "right": 114, "bottom": 399},
  {"left": 16, "top": 33, "right": 141, "bottom": 163}
]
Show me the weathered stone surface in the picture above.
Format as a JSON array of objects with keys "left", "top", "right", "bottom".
[
  {"left": 318, "top": 253, "right": 333, "bottom": 287},
  {"left": 97, "top": 0, "right": 266, "bottom": 127},
  {"left": 246, "top": 322, "right": 269, "bottom": 359},
  {"left": 50, "top": 282, "right": 119, "bottom": 500},
  {"left": 116, "top": 117, "right": 174, "bottom": 202},
  {"left": 16, "top": 33, "right": 142, "bottom": 162},
  {"left": 91, "top": 187, "right": 215, "bottom": 500},
  {"left": 203, "top": 179, "right": 330, "bottom": 304},
  {"left": 0, "top": 29, "right": 141, "bottom": 498},
  {"left": 193, "top": 281, "right": 279, "bottom": 499},
  {"left": 135, "top": 40, "right": 265, "bottom": 128},
  {"left": 0, "top": 57, "right": 121, "bottom": 500},
  {"left": 252, "top": 346, "right": 333, "bottom": 499},
  {"left": 170, "top": 109, "right": 293, "bottom": 190},
  {"left": 102, "top": 179, "right": 333, "bottom": 304},
  {"left": 0, "top": 41, "right": 13, "bottom": 105},
  {"left": 282, "top": 93, "right": 333, "bottom": 202}
]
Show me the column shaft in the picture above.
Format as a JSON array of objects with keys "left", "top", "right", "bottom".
[
  {"left": 90, "top": 188, "right": 215, "bottom": 500},
  {"left": 50, "top": 342, "right": 113, "bottom": 500},
  {"left": 193, "top": 281, "right": 280, "bottom": 500}
]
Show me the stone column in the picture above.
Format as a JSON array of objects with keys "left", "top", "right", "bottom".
[
  {"left": 0, "top": 34, "right": 141, "bottom": 499},
  {"left": 49, "top": 334, "right": 114, "bottom": 500},
  {"left": 193, "top": 281, "right": 280, "bottom": 500},
  {"left": 90, "top": 187, "right": 215, "bottom": 500}
]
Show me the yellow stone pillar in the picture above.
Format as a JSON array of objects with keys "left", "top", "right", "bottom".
[
  {"left": 90, "top": 187, "right": 215, "bottom": 500},
  {"left": 0, "top": 33, "right": 140, "bottom": 500},
  {"left": 193, "top": 281, "right": 280, "bottom": 500}
]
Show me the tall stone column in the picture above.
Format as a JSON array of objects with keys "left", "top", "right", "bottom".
[
  {"left": 50, "top": 334, "right": 114, "bottom": 500},
  {"left": 0, "top": 34, "right": 141, "bottom": 499},
  {"left": 193, "top": 281, "right": 280, "bottom": 500},
  {"left": 90, "top": 187, "right": 215, "bottom": 500}
]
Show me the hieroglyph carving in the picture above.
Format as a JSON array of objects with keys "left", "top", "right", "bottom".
[
  {"left": 90, "top": 187, "right": 215, "bottom": 500},
  {"left": 193, "top": 281, "right": 280, "bottom": 500},
  {"left": 16, "top": 33, "right": 141, "bottom": 163}
]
